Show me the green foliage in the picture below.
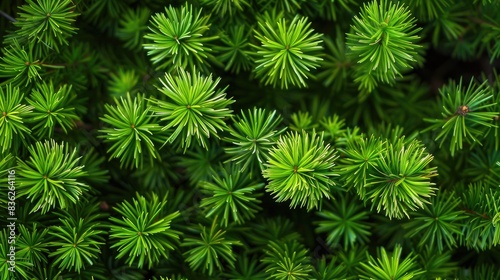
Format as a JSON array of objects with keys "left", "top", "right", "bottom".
[
  {"left": 0, "top": 84, "right": 33, "bottom": 153},
  {"left": 338, "top": 135, "right": 386, "bottom": 194},
  {"left": 17, "top": 223, "right": 50, "bottom": 268},
  {"left": 26, "top": 81, "right": 79, "bottom": 138},
  {"left": 311, "top": 256, "right": 348, "bottom": 280},
  {"left": 427, "top": 3, "right": 468, "bottom": 48},
  {"left": 143, "top": 3, "right": 218, "bottom": 72},
  {"left": 417, "top": 247, "right": 458, "bottom": 279},
  {"left": 177, "top": 143, "right": 222, "bottom": 185},
  {"left": 337, "top": 245, "right": 369, "bottom": 277},
  {"left": 403, "top": 0, "right": 452, "bottom": 21},
  {"left": 223, "top": 107, "right": 286, "bottom": 174},
  {"left": 303, "top": 0, "right": 358, "bottom": 22},
  {"left": 48, "top": 218, "right": 105, "bottom": 273},
  {"left": 222, "top": 254, "right": 267, "bottom": 279},
  {"left": 0, "top": 228, "right": 32, "bottom": 279},
  {"left": 464, "top": 148, "right": 500, "bottom": 186},
  {"left": 340, "top": 135, "right": 438, "bottom": 219},
  {"left": 109, "top": 192, "right": 181, "bottom": 269},
  {"left": 215, "top": 24, "right": 254, "bottom": 74},
  {"left": 1, "top": 0, "right": 500, "bottom": 277},
  {"left": 262, "top": 240, "right": 313, "bottom": 280},
  {"left": 317, "top": 33, "right": 351, "bottom": 92},
  {"left": 182, "top": 219, "right": 241, "bottom": 275},
  {"left": 252, "top": 14, "right": 323, "bottom": 89},
  {"left": 319, "top": 114, "right": 347, "bottom": 143},
  {"left": 262, "top": 130, "right": 339, "bottom": 211},
  {"left": 151, "top": 68, "right": 234, "bottom": 151},
  {"left": 459, "top": 183, "right": 500, "bottom": 251},
  {"left": 424, "top": 78, "right": 497, "bottom": 156},
  {"left": 107, "top": 68, "right": 140, "bottom": 98},
  {"left": 0, "top": 40, "right": 43, "bottom": 87},
  {"left": 8, "top": 0, "right": 78, "bottom": 54},
  {"left": 257, "top": 0, "right": 306, "bottom": 14},
  {"left": 346, "top": 0, "right": 422, "bottom": 91},
  {"left": 17, "top": 140, "right": 89, "bottom": 214},
  {"left": 199, "top": 163, "right": 263, "bottom": 226},
  {"left": 364, "top": 137, "right": 438, "bottom": 219},
  {"left": 242, "top": 217, "right": 302, "bottom": 248},
  {"left": 79, "top": 148, "right": 110, "bottom": 186},
  {"left": 358, "top": 244, "right": 424, "bottom": 279},
  {"left": 289, "top": 111, "right": 317, "bottom": 132},
  {"left": 99, "top": 93, "right": 164, "bottom": 169},
  {"left": 116, "top": 7, "right": 151, "bottom": 52},
  {"left": 455, "top": 264, "right": 500, "bottom": 280},
  {"left": 403, "top": 191, "right": 467, "bottom": 252},
  {"left": 200, "top": 0, "right": 250, "bottom": 18},
  {"left": 83, "top": 0, "right": 128, "bottom": 26},
  {"left": 315, "top": 193, "right": 371, "bottom": 248}
]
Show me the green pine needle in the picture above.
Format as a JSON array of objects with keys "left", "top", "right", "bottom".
[
  {"left": 200, "top": 0, "right": 250, "bottom": 17},
  {"left": 460, "top": 182, "right": 500, "bottom": 251},
  {"left": 0, "top": 40, "right": 44, "bottom": 87},
  {"left": 223, "top": 107, "right": 286, "bottom": 174},
  {"left": 358, "top": 244, "right": 424, "bottom": 279},
  {"left": 311, "top": 256, "right": 348, "bottom": 280},
  {"left": 48, "top": 218, "right": 104, "bottom": 273},
  {"left": 346, "top": 0, "right": 422, "bottom": 91},
  {"left": 215, "top": 24, "right": 254, "bottom": 74},
  {"left": 17, "top": 140, "right": 89, "bottom": 214},
  {"left": 424, "top": 78, "right": 498, "bottom": 156},
  {"left": 222, "top": 255, "right": 267, "bottom": 279},
  {"left": 405, "top": 0, "right": 452, "bottom": 21},
  {"left": 263, "top": 130, "right": 339, "bottom": 211},
  {"left": 10, "top": 0, "right": 79, "bottom": 53},
  {"left": 143, "top": 4, "right": 218, "bottom": 72},
  {"left": 182, "top": 219, "right": 241, "bottom": 275},
  {"left": 289, "top": 111, "right": 318, "bottom": 132},
  {"left": 262, "top": 240, "right": 313, "bottom": 280},
  {"left": 99, "top": 93, "right": 164, "bottom": 169},
  {"left": 200, "top": 163, "right": 263, "bottom": 226},
  {"left": 315, "top": 193, "right": 371, "bottom": 248},
  {"left": 151, "top": 68, "right": 234, "bottom": 151},
  {"left": 403, "top": 191, "right": 467, "bottom": 252},
  {"left": 116, "top": 7, "right": 151, "bottom": 52},
  {"left": 242, "top": 217, "right": 302, "bottom": 248},
  {"left": 252, "top": 14, "right": 323, "bottom": 89},
  {"left": 0, "top": 84, "right": 33, "bottom": 153},
  {"left": 107, "top": 68, "right": 140, "bottom": 98},
  {"left": 26, "top": 81, "right": 79, "bottom": 138},
  {"left": 109, "top": 192, "right": 181, "bottom": 269},
  {"left": 317, "top": 33, "right": 351, "bottom": 92},
  {"left": 0, "top": 228, "right": 33, "bottom": 279},
  {"left": 338, "top": 135, "right": 386, "bottom": 196},
  {"left": 17, "top": 223, "right": 50, "bottom": 268},
  {"left": 365, "top": 137, "right": 438, "bottom": 219}
]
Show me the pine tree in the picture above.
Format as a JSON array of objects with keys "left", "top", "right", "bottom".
[{"left": 0, "top": 0, "right": 500, "bottom": 279}]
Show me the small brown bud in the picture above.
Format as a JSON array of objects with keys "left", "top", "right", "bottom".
[{"left": 456, "top": 105, "right": 469, "bottom": 116}]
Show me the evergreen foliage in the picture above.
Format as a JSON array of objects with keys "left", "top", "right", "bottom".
[
  {"left": 223, "top": 107, "right": 286, "bottom": 175},
  {"left": 99, "top": 93, "right": 164, "bottom": 169},
  {"left": 150, "top": 68, "right": 234, "bottom": 151},
  {"left": 0, "top": 84, "right": 32, "bottom": 153},
  {"left": 0, "top": 0, "right": 500, "bottom": 279},
  {"left": 262, "top": 130, "right": 339, "bottom": 211},
  {"left": 346, "top": 0, "right": 422, "bottom": 92},
  {"left": 252, "top": 14, "right": 323, "bottom": 89},
  {"left": 143, "top": 3, "right": 218, "bottom": 73},
  {"left": 109, "top": 192, "right": 181, "bottom": 269},
  {"left": 199, "top": 163, "right": 263, "bottom": 226},
  {"left": 17, "top": 140, "right": 89, "bottom": 214}
]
